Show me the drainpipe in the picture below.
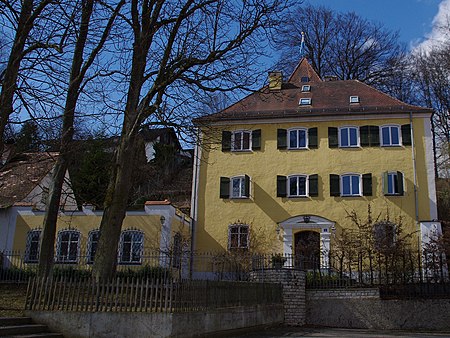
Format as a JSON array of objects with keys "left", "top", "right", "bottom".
[{"left": 189, "top": 128, "right": 201, "bottom": 278}]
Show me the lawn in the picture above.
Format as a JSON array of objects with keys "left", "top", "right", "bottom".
[{"left": 0, "top": 283, "right": 27, "bottom": 317}]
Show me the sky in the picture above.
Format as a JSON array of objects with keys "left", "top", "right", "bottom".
[{"left": 307, "top": 0, "right": 449, "bottom": 50}]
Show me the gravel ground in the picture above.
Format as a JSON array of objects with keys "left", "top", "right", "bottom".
[{"left": 0, "top": 283, "right": 27, "bottom": 317}]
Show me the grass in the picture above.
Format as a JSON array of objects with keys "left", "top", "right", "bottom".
[{"left": 0, "top": 283, "right": 28, "bottom": 317}]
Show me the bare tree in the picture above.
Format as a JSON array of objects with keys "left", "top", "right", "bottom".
[
  {"left": 272, "top": 4, "right": 402, "bottom": 87},
  {"left": 37, "top": 0, "right": 124, "bottom": 277},
  {"left": 0, "top": 0, "right": 60, "bottom": 156},
  {"left": 92, "top": 0, "right": 290, "bottom": 279}
]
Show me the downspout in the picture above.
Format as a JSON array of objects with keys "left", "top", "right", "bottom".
[{"left": 189, "top": 128, "right": 201, "bottom": 278}]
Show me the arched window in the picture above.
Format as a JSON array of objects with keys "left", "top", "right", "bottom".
[
  {"left": 86, "top": 229, "right": 100, "bottom": 264},
  {"left": 56, "top": 229, "right": 80, "bottom": 263},
  {"left": 228, "top": 223, "right": 249, "bottom": 250},
  {"left": 118, "top": 230, "right": 144, "bottom": 264},
  {"left": 24, "top": 229, "right": 41, "bottom": 263}
]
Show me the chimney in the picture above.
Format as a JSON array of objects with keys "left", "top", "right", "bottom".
[
  {"left": 268, "top": 71, "right": 283, "bottom": 91},
  {"left": 324, "top": 75, "right": 338, "bottom": 82}
]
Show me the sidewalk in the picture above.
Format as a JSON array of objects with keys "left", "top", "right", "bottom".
[{"left": 212, "top": 326, "right": 450, "bottom": 338}]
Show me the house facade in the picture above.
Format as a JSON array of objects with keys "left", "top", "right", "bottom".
[{"left": 191, "top": 58, "right": 441, "bottom": 271}]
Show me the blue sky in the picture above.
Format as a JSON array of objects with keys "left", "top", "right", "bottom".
[{"left": 308, "top": 0, "right": 446, "bottom": 49}]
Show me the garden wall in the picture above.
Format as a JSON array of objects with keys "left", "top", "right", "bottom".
[
  {"left": 306, "top": 289, "right": 450, "bottom": 330},
  {"left": 27, "top": 303, "right": 283, "bottom": 338}
]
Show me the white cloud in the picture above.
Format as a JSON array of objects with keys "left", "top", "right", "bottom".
[{"left": 414, "top": 0, "right": 450, "bottom": 52}]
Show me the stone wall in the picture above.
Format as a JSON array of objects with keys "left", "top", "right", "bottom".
[
  {"left": 306, "top": 289, "right": 450, "bottom": 330},
  {"left": 27, "top": 304, "right": 283, "bottom": 338},
  {"left": 250, "top": 269, "right": 306, "bottom": 326}
]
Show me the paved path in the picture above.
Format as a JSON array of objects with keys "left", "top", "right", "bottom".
[{"left": 212, "top": 326, "right": 450, "bottom": 338}]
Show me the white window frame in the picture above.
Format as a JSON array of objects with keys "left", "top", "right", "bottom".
[
  {"left": 287, "top": 128, "right": 308, "bottom": 149},
  {"left": 299, "top": 98, "right": 311, "bottom": 105},
  {"left": 349, "top": 96, "right": 360, "bottom": 103},
  {"left": 24, "top": 229, "right": 41, "bottom": 263},
  {"left": 86, "top": 229, "right": 100, "bottom": 264},
  {"left": 340, "top": 173, "right": 362, "bottom": 196},
  {"left": 232, "top": 130, "right": 252, "bottom": 152},
  {"left": 287, "top": 175, "right": 308, "bottom": 197},
  {"left": 385, "top": 171, "right": 404, "bottom": 195},
  {"left": 339, "top": 126, "right": 359, "bottom": 148},
  {"left": 230, "top": 175, "right": 248, "bottom": 199},
  {"left": 56, "top": 229, "right": 80, "bottom": 263},
  {"left": 380, "top": 125, "right": 401, "bottom": 147},
  {"left": 118, "top": 230, "right": 144, "bottom": 264},
  {"left": 228, "top": 223, "right": 249, "bottom": 250},
  {"left": 301, "top": 85, "right": 311, "bottom": 92}
]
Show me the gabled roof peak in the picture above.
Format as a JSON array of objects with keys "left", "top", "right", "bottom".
[{"left": 287, "top": 58, "right": 321, "bottom": 85}]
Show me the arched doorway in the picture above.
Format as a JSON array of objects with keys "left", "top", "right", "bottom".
[
  {"left": 278, "top": 215, "right": 335, "bottom": 269},
  {"left": 294, "top": 231, "right": 320, "bottom": 269}
]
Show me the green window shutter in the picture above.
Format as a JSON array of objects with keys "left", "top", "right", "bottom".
[
  {"left": 277, "top": 175, "right": 287, "bottom": 197},
  {"left": 369, "top": 126, "right": 380, "bottom": 146},
  {"left": 329, "top": 174, "right": 340, "bottom": 196},
  {"left": 252, "top": 129, "right": 261, "bottom": 150},
  {"left": 383, "top": 172, "right": 389, "bottom": 195},
  {"left": 309, "top": 174, "right": 319, "bottom": 197},
  {"left": 220, "top": 177, "right": 230, "bottom": 198},
  {"left": 277, "top": 129, "right": 287, "bottom": 149},
  {"left": 222, "top": 131, "right": 232, "bottom": 152},
  {"left": 360, "top": 126, "right": 369, "bottom": 146},
  {"left": 362, "top": 173, "right": 372, "bottom": 196},
  {"left": 401, "top": 124, "right": 412, "bottom": 146},
  {"left": 396, "top": 171, "right": 404, "bottom": 195},
  {"left": 328, "top": 127, "right": 338, "bottom": 148},
  {"left": 308, "top": 128, "right": 318, "bottom": 149},
  {"left": 244, "top": 175, "right": 250, "bottom": 197}
]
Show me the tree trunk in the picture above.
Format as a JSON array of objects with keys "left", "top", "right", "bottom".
[{"left": 92, "top": 131, "right": 140, "bottom": 279}]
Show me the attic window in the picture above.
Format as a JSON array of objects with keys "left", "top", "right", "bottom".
[
  {"left": 350, "top": 96, "right": 360, "bottom": 103},
  {"left": 299, "top": 98, "right": 311, "bottom": 105},
  {"left": 301, "top": 85, "right": 311, "bottom": 92},
  {"left": 301, "top": 76, "right": 310, "bottom": 83}
]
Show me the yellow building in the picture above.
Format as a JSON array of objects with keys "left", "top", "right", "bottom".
[{"left": 191, "top": 58, "right": 441, "bottom": 271}]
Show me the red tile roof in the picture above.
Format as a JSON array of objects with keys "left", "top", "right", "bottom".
[
  {"left": 0, "top": 152, "right": 58, "bottom": 209},
  {"left": 195, "top": 58, "right": 432, "bottom": 123}
]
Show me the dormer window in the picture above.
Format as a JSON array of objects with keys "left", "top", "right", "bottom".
[
  {"left": 350, "top": 96, "right": 360, "bottom": 103},
  {"left": 299, "top": 98, "right": 311, "bottom": 105},
  {"left": 301, "top": 76, "right": 310, "bottom": 83},
  {"left": 301, "top": 85, "right": 311, "bottom": 92}
]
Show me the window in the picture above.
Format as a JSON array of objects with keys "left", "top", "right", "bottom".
[
  {"left": 299, "top": 98, "right": 311, "bottom": 105},
  {"left": 118, "top": 230, "right": 144, "bottom": 264},
  {"left": 330, "top": 173, "right": 372, "bottom": 197},
  {"left": 278, "top": 128, "right": 318, "bottom": 149},
  {"left": 56, "top": 230, "right": 80, "bottom": 263},
  {"left": 349, "top": 96, "right": 360, "bottom": 103},
  {"left": 301, "top": 85, "right": 311, "bottom": 92},
  {"left": 360, "top": 125, "right": 380, "bottom": 147},
  {"left": 277, "top": 174, "right": 318, "bottom": 197},
  {"left": 341, "top": 174, "right": 361, "bottom": 196},
  {"left": 288, "top": 128, "right": 307, "bottom": 149},
  {"left": 301, "top": 76, "right": 310, "bottom": 82},
  {"left": 228, "top": 223, "right": 249, "bottom": 250},
  {"left": 231, "top": 176, "right": 249, "bottom": 198},
  {"left": 232, "top": 130, "right": 251, "bottom": 151},
  {"left": 25, "top": 229, "right": 41, "bottom": 263},
  {"left": 288, "top": 175, "right": 307, "bottom": 197},
  {"left": 220, "top": 175, "right": 250, "bottom": 199},
  {"left": 383, "top": 171, "right": 404, "bottom": 195},
  {"left": 339, "top": 127, "right": 359, "bottom": 147},
  {"left": 172, "top": 233, "right": 182, "bottom": 268},
  {"left": 221, "top": 130, "right": 261, "bottom": 152},
  {"left": 373, "top": 221, "right": 396, "bottom": 251},
  {"left": 381, "top": 125, "right": 400, "bottom": 146},
  {"left": 86, "top": 230, "right": 100, "bottom": 264}
]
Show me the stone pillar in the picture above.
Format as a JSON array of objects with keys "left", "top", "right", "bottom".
[{"left": 250, "top": 269, "right": 306, "bottom": 326}]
